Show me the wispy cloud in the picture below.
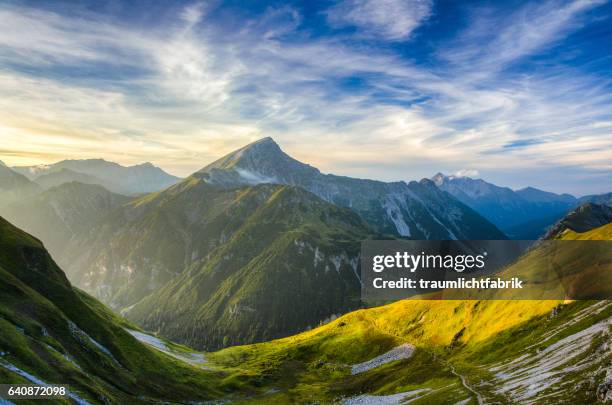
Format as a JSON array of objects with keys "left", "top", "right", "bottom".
[
  {"left": 454, "top": 169, "right": 480, "bottom": 178},
  {"left": 325, "top": 0, "right": 433, "bottom": 41},
  {"left": 0, "top": 0, "right": 610, "bottom": 194},
  {"left": 439, "top": 0, "right": 607, "bottom": 79}
]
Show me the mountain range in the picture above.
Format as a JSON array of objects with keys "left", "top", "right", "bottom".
[
  {"left": 197, "top": 138, "right": 506, "bottom": 240},
  {"left": 1, "top": 138, "right": 610, "bottom": 351},
  {"left": 55, "top": 139, "right": 515, "bottom": 348},
  {"left": 12, "top": 159, "right": 181, "bottom": 195},
  {"left": 0, "top": 137, "right": 610, "bottom": 402},
  {"left": 1, "top": 182, "right": 131, "bottom": 260},
  {"left": 432, "top": 173, "right": 581, "bottom": 239},
  {"left": 1, "top": 209, "right": 609, "bottom": 403}
]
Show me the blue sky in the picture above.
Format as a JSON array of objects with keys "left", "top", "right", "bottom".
[{"left": 0, "top": 0, "right": 610, "bottom": 195}]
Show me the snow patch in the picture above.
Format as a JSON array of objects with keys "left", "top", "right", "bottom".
[
  {"left": 331, "top": 255, "right": 343, "bottom": 273},
  {"left": 342, "top": 388, "right": 430, "bottom": 404},
  {"left": 351, "top": 344, "right": 415, "bottom": 375},
  {"left": 236, "top": 168, "right": 278, "bottom": 185},
  {"left": 314, "top": 247, "right": 324, "bottom": 267},
  {"left": 127, "top": 329, "right": 206, "bottom": 366},
  {"left": 0, "top": 360, "right": 90, "bottom": 404}
]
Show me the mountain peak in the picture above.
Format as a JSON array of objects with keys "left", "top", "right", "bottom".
[
  {"left": 251, "top": 136, "right": 276, "bottom": 145},
  {"left": 0, "top": 160, "right": 6, "bottom": 167},
  {"left": 432, "top": 172, "right": 447, "bottom": 185},
  {"left": 196, "top": 137, "right": 319, "bottom": 186}
]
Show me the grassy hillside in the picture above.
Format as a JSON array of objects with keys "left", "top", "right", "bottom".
[
  {"left": 561, "top": 222, "right": 612, "bottom": 240},
  {"left": 0, "top": 215, "right": 228, "bottom": 403},
  {"left": 0, "top": 205, "right": 609, "bottom": 403},
  {"left": 203, "top": 222, "right": 611, "bottom": 403},
  {"left": 208, "top": 296, "right": 611, "bottom": 403},
  {"left": 124, "top": 184, "right": 376, "bottom": 350}
]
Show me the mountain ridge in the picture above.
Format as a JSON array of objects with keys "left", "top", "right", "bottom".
[
  {"left": 13, "top": 158, "right": 181, "bottom": 195},
  {"left": 195, "top": 138, "right": 506, "bottom": 240},
  {"left": 432, "top": 172, "right": 577, "bottom": 238}
]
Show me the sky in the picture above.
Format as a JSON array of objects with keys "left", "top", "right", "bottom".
[{"left": 0, "top": 0, "right": 611, "bottom": 195}]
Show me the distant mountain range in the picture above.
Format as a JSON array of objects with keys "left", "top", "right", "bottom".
[
  {"left": 12, "top": 159, "right": 181, "bottom": 195},
  {"left": 0, "top": 138, "right": 508, "bottom": 349},
  {"left": 432, "top": 173, "right": 581, "bottom": 239},
  {"left": 1, "top": 182, "right": 131, "bottom": 259},
  {"left": 0, "top": 160, "right": 41, "bottom": 207}
]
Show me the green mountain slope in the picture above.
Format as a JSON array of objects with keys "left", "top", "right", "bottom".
[
  {"left": 210, "top": 298, "right": 611, "bottom": 404},
  {"left": 63, "top": 179, "right": 376, "bottom": 348},
  {"left": 0, "top": 215, "right": 227, "bottom": 403},
  {"left": 206, "top": 225, "right": 611, "bottom": 403},
  {"left": 124, "top": 184, "right": 374, "bottom": 350}
]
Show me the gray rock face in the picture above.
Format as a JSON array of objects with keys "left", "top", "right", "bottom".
[{"left": 196, "top": 138, "right": 506, "bottom": 240}]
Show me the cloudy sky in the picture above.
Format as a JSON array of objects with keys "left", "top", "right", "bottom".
[{"left": 0, "top": 0, "right": 610, "bottom": 195}]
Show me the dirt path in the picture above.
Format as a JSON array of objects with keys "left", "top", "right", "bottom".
[{"left": 449, "top": 364, "right": 486, "bottom": 405}]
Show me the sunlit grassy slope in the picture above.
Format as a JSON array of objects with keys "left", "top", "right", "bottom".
[
  {"left": 562, "top": 222, "right": 612, "bottom": 240},
  {"left": 207, "top": 222, "right": 611, "bottom": 403}
]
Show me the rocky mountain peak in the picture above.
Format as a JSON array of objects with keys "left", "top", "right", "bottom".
[
  {"left": 196, "top": 137, "right": 319, "bottom": 186},
  {"left": 432, "top": 172, "right": 447, "bottom": 185}
]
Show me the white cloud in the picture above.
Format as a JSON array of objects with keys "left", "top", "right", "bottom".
[
  {"left": 440, "top": 0, "right": 606, "bottom": 75},
  {"left": 326, "top": 0, "right": 433, "bottom": 41},
  {"left": 454, "top": 169, "right": 480, "bottom": 178},
  {"left": 0, "top": 1, "right": 610, "bottom": 194}
]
